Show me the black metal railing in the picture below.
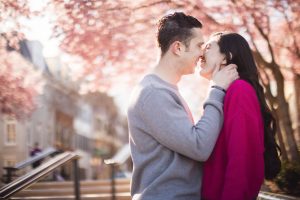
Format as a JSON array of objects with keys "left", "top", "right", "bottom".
[
  {"left": 3, "top": 147, "right": 58, "bottom": 183},
  {"left": 104, "top": 144, "right": 131, "bottom": 200},
  {"left": 0, "top": 151, "right": 81, "bottom": 200}
]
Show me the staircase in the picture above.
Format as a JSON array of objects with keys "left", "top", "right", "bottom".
[
  {"left": 11, "top": 178, "right": 131, "bottom": 200},
  {"left": 7, "top": 177, "right": 299, "bottom": 200}
]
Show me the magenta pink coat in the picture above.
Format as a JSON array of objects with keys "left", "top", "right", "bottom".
[{"left": 201, "top": 79, "right": 265, "bottom": 200}]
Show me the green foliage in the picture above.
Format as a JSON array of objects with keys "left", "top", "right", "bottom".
[{"left": 275, "top": 161, "right": 300, "bottom": 195}]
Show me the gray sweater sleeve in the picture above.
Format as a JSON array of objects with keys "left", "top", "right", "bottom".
[{"left": 139, "top": 88, "right": 224, "bottom": 161}]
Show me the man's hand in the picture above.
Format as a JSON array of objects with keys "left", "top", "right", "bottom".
[{"left": 212, "top": 64, "right": 239, "bottom": 90}]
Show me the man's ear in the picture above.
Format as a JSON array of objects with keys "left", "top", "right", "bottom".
[{"left": 170, "top": 41, "right": 184, "bottom": 56}]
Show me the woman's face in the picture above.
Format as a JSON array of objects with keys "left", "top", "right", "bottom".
[{"left": 199, "top": 37, "right": 226, "bottom": 79}]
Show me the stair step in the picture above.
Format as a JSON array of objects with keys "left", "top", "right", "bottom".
[
  {"left": 15, "top": 185, "right": 130, "bottom": 197},
  {"left": 28, "top": 179, "right": 130, "bottom": 189},
  {"left": 11, "top": 192, "right": 131, "bottom": 200},
  {"left": 9, "top": 178, "right": 131, "bottom": 200}
]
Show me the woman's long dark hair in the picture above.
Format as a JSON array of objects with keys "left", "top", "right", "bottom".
[{"left": 214, "top": 32, "right": 281, "bottom": 180}]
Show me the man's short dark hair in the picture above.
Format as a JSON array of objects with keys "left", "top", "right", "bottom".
[{"left": 157, "top": 12, "right": 202, "bottom": 56}]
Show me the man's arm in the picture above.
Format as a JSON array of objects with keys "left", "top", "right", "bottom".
[
  {"left": 139, "top": 87, "right": 225, "bottom": 161},
  {"left": 138, "top": 64, "right": 238, "bottom": 161}
]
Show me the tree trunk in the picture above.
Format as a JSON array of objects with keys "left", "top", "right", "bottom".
[
  {"left": 260, "top": 71, "right": 289, "bottom": 161},
  {"left": 294, "top": 73, "right": 300, "bottom": 145},
  {"left": 272, "top": 108, "right": 289, "bottom": 161},
  {"left": 274, "top": 67, "right": 300, "bottom": 162},
  {"left": 253, "top": 48, "right": 300, "bottom": 162},
  {"left": 276, "top": 125, "right": 289, "bottom": 161}
]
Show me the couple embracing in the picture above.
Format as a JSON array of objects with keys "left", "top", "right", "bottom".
[{"left": 127, "top": 12, "right": 281, "bottom": 200}]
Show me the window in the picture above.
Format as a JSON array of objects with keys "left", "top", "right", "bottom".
[
  {"left": 3, "top": 158, "right": 16, "bottom": 167},
  {"left": 4, "top": 117, "right": 17, "bottom": 145}
]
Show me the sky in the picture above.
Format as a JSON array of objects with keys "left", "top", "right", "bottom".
[{"left": 21, "top": 0, "right": 59, "bottom": 58}]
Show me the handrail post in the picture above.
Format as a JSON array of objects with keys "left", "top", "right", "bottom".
[
  {"left": 104, "top": 144, "right": 130, "bottom": 200},
  {"left": 4, "top": 167, "right": 15, "bottom": 183},
  {"left": 7, "top": 168, "right": 12, "bottom": 183},
  {"left": 73, "top": 159, "right": 81, "bottom": 200},
  {"left": 0, "top": 152, "right": 80, "bottom": 200},
  {"left": 110, "top": 163, "right": 116, "bottom": 200}
]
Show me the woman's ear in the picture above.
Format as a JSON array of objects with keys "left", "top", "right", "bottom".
[{"left": 229, "top": 52, "right": 233, "bottom": 60}]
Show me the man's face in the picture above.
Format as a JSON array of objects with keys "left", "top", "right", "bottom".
[{"left": 180, "top": 28, "right": 204, "bottom": 75}]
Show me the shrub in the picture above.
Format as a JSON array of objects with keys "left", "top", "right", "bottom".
[{"left": 274, "top": 161, "right": 300, "bottom": 195}]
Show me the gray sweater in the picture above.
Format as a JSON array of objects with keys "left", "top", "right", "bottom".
[{"left": 127, "top": 74, "right": 225, "bottom": 200}]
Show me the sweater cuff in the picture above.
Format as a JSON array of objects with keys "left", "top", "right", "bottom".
[{"left": 203, "top": 88, "right": 225, "bottom": 108}]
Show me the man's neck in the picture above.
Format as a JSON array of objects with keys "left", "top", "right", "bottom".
[{"left": 153, "top": 57, "right": 181, "bottom": 85}]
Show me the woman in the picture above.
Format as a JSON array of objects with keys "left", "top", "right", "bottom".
[{"left": 200, "top": 32, "right": 281, "bottom": 200}]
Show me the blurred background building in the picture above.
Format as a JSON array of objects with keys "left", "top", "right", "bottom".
[{"left": 0, "top": 40, "right": 129, "bottom": 181}]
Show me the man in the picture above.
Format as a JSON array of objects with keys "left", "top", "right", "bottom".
[{"left": 127, "top": 12, "right": 239, "bottom": 200}]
